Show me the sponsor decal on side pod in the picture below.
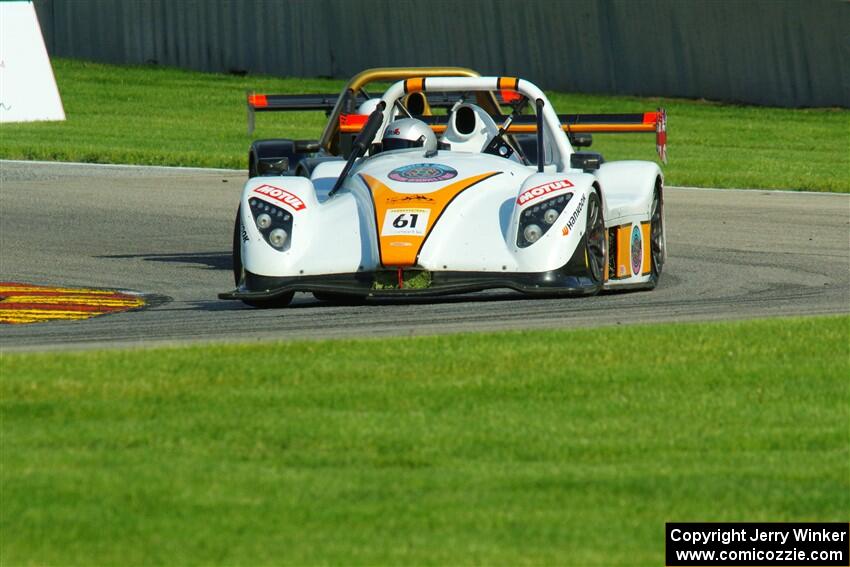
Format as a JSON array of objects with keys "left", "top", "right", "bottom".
[
  {"left": 631, "top": 225, "right": 643, "bottom": 275},
  {"left": 564, "top": 193, "right": 586, "bottom": 234}
]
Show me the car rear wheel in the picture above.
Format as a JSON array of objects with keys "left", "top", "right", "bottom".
[
  {"left": 648, "top": 183, "right": 665, "bottom": 286},
  {"left": 232, "top": 207, "right": 294, "bottom": 308}
]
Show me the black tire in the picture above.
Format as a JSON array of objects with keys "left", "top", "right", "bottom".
[
  {"left": 584, "top": 190, "right": 606, "bottom": 287},
  {"left": 232, "top": 207, "right": 294, "bottom": 308},
  {"left": 648, "top": 183, "right": 665, "bottom": 287},
  {"left": 563, "top": 189, "right": 605, "bottom": 293}
]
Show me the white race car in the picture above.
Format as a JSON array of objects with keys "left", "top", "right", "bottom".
[{"left": 220, "top": 75, "right": 667, "bottom": 306}]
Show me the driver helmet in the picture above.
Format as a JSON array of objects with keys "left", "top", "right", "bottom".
[{"left": 382, "top": 118, "right": 437, "bottom": 153}]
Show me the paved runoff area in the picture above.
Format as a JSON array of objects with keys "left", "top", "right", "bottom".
[{"left": 1, "top": 160, "right": 848, "bottom": 351}]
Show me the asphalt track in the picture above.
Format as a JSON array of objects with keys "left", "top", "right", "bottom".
[{"left": 1, "top": 160, "right": 848, "bottom": 352}]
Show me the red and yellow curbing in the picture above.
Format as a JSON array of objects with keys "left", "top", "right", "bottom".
[{"left": 0, "top": 282, "right": 145, "bottom": 324}]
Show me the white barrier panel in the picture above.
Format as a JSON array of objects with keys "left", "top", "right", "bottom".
[{"left": 0, "top": 0, "right": 65, "bottom": 123}]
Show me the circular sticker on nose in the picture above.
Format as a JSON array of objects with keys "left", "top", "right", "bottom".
[{"left": 388, "top": 163, "right": 457, "bottom": 183}]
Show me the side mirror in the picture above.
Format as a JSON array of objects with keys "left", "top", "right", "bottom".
[
  {"left": 569, "top": 133, "right": 593, "bottom": 148},
  {"left": 570, "top": 152, "right": 604, "bottom": 172}
]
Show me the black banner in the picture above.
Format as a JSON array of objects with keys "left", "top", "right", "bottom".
[{"left": 666, "top": 523, "right": 849, "bottom": 566}]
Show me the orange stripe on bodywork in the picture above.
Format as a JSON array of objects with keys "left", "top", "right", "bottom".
[
  {"left": 497, "top": 77, "right": 519, "bottom": 91},
  {"left": 616, "top": 225, "right": 632, "bottom": 279},
  {"left": 641, "top": 222, "right": 652, "bottom": 275},
  {"left": 361, "top": 172, "right": 501, "bottom": 267},
  {"left": 404, "top": 78, "right": 424, "bottom": 93}
]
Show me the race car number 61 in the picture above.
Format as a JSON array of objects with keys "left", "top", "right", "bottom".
[{"left": 381, "top": 208, "right": 430, "bottom": 236}]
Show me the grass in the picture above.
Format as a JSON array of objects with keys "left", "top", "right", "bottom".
[
  {"left": 373, "top": 269, "right": 432, "bottom": 290},
  {"left": 1, "top": 59, "right": 848, "bottom": 191},
  {"left": 2, "top": 315, "right": 848, "bottom": 565}
]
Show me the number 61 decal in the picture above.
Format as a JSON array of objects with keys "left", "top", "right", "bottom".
[{"left": 381, "top": 208, "right": 431, "bottom": 236}]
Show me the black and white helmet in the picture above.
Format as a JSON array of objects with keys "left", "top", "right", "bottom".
[{"left": 382, "top": 118, "right": 437, "bottom": 153}]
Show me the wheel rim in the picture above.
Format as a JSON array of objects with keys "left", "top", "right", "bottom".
[
  {"left": 586, "top": 193, "right": 606, "bottom": 282},
  {"left": 650, "top": 190, "right": 664, "bottom": 274}
]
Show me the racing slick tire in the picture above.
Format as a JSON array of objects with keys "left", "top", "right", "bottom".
[
  {"left": 647, "top": 181, "right": 665, "bottom": 288},
  {"left": 565, "top": 189, "right": 606, "bottom": 293},
  {"left": 232, "top": 207, "right": 294, "bottom": 308}
]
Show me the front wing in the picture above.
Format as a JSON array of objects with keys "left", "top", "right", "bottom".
[{"left": 219, "top": 244, "right": 598, "bottom": 301}]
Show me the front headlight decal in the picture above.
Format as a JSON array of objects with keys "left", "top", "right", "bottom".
[
  {"left": 249, "top": 198, "right": 294, "bottom": 251},
  {"left": 517, "top": 192, "right": 573, "bottom": 248}
]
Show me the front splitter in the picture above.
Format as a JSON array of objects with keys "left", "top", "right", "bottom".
[{"left": 219, "top": 267, "right": 601, "bottom": 302}]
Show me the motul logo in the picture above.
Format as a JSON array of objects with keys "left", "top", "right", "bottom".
[
  {"left": 253, "top": 184, "right": 306, "bottom": 211},
  {"left": 517, "top": 179, "right": 574, "bottom": 205}
]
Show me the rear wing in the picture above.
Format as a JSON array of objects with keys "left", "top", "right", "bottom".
[
  {"left": 246, "top": 91, "right": 479, "bottom": 135},
  {"left": 246, "top": 93, "right": 337, "bottom": 135},
  {"left": 338, "top": 109, "right": 669, "bottom": 163}
]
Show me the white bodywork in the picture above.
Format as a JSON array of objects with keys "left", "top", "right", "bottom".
[{"left": 238, "top": 77, "right": 664, "bottom": 291}]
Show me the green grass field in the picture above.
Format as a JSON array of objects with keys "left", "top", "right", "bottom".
[
  {"left": 2, "top": 316, "right": 848, "bottom": 565},
  {"left": 1, "top": 59, "right": 848, "bottom": 191}
]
